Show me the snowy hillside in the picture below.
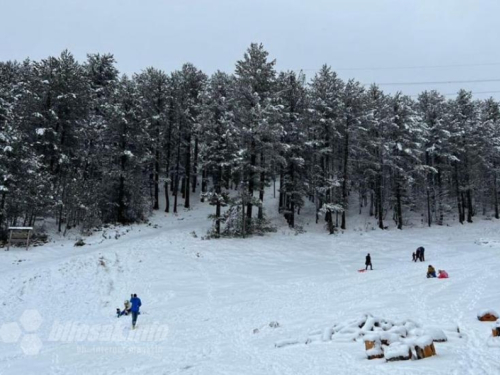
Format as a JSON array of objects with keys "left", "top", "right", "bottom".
[{"left": 1, "top": 190, "right": 500, "bottom": 374}]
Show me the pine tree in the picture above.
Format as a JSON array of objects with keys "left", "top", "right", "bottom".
[
  {"left": 234, "top": 43, "right": 277, "bottom": 225},
  {"left": 199, "top": 71, "right": 239, "bottom": 236}
]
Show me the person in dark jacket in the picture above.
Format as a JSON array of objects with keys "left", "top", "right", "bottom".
[
  {"left": 130, "top": 294, "right": 142, "bottom": 329},
  {"left": 412, "top": 252, "right": 417, "bottom": 262},
  {"left": 365, "top": 253, "right": 373, "bottom": 270},
  {"left": 415, "top": 248, "right": 421, "bottom": 262},
  {"left": 419, "top": 247, "right": 425, "bottom": 262}
]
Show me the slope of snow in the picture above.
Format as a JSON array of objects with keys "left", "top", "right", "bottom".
[{"left": 0, "top": 188, "right": 500, "bottom": 374}]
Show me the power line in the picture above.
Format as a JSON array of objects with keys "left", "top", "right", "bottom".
[
  {"left": 287, "top": 62, "right": 500, "bottom": 72},
  {"left": 410, "top": 90, "right": 500, "bottom": 98},
  {"left": 374, "top": 78, "right": 500, "bottom": 86}
]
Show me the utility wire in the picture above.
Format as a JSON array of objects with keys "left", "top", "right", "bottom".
[
  {"left": 288, "top": 62, "right": 500, "bottom": 72},
  {"left": 374, "top": 78, "right": 500, "bottom": 86},
  {"left": 410, "top": 90, "right": 500, "bottom": 98}
]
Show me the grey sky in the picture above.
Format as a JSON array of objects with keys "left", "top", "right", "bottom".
[{"left": 2, "top": 0, "right": 500, "bottom": 98}]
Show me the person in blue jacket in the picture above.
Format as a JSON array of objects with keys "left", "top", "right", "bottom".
[{"left": 130, "top": 294, "right": 142, "bottom": 329}]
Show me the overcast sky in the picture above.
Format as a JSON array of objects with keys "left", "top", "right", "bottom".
[{"left": 2, "top": 0, "right": 500, "bottom": 98}]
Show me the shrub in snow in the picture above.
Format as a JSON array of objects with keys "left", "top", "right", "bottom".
[
  {"left": 384, "top": 342, "right": 412, "bottom": 362},
  {"left": 477, "top": 309, "right": 499, "bottom": 322},
  {"left": 74, "top": 239, "right": 85, "bottom": 247},
  {"left": 424, "top": 327, "right": 447, "bottom": 342},
  {"left": 366, "top": 346, "right": 384, "bottom": 360},
  {"left": 269, "top": 321, "right": 280, "bottom": 328}
]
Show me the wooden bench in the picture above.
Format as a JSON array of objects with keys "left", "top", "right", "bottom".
[{"left": 7, "top": 227, "right": 33, "bottom": 251}]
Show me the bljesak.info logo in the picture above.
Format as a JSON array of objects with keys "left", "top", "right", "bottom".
[{"left": 0, "top": 309, "right": 169, "bottom": 356}]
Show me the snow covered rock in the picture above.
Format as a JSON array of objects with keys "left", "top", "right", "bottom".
[
  {"left": 477, "top": 309, "right": 499, "bottom": 322},
  {"left": 384, "top": 342, "right": 412, "bottom": 362}
]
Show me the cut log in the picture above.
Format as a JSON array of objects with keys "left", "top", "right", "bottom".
[
  {"left": 366, "top": 347, "right": 384, "bottom": 360},
  {"left": 363, "top": 334, "right": 381, "bottom": 350},
  {"left": 477, "top": 309, "right": 499, "bottom": 322},
  {"left": 478, "top": 314, "right": 498, "bottom": 322},
  {"left": 384, "top": 343, "right": 412, "bottom": 362},
  {"left": 415, "top": 336, "right": 436, "bottom": 359}
]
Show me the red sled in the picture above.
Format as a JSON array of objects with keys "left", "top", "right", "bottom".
[{"left": 358, "top": 269, "right": 367, "bottom": 273}]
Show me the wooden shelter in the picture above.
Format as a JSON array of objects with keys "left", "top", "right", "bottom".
[{"left": 7, "top": 227, "right": 33, "bottom": 251}]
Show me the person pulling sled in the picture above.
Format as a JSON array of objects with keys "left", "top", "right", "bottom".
[{"left": 365, "top": 253, "right": 373, "bottom": 270}]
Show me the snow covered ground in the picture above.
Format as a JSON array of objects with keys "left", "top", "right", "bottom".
[{"left": 1, "top": 189, "right": 500, "bottom": 374}]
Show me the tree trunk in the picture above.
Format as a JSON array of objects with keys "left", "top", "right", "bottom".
[
  {"left": 192, "top": 137, "right": 198, "bottom": 193},
  {"left": 258, "top": 153, "right": 265, "bottom": 220},
  {"left": 461, "top": 192, "right": 467, "bottom": 223},
  {"left": 181, "top": 176, "right": 186, "bottom": 199},
  {"left": 173, "top": 132, "right": 181, "bottom": 214},
  {"left": 341, "top": 126, "right": 349, "bottom": 230},
  {"left": 427, "top": 188, "right": 432, "bottom": 227},
  {"left": 0, "top": 192, "right": 6, "bottom": 231},
  {"left": 495, "top": 173, "right": 499, "bottom": 219},
  {"left": 289, "top": 163, "right": 295, "bottom": 228},
  {"left": 454, "top": 163, "right": 463, "bottom": 224},
  {"left": 396, "top": 179, "right": 403, "bottom": 230},
  {"left": 437, "top": 168, "right": 444, "bottom": 225},
  {"left": 247, "top": 141, "right": 256, "bottom": 221},
  {"left": 279, "top": 168, "right": 284, "bottom": 211},
  {"left": 185, "top": 134, "right": 191, "bottom": 209},
  {"left": 201, "top": 169, "right": 208, "bottom": 202},
  {"left": 377, "top": 174, "right": 384, "bottom": 229},
  {"left": 153, "top": 149, "right": 160, "bottom": 210},
  {"left": 241, "top": 196, "right": 246, "bottom": 238},
  {"left": 369, "top": 191, "right": 374, "bottom": 217},
  {"left": 164, "top": 182, "right": 170, "bottom": 213},
  {"left": 215, "top": 166, "right": 222, "bottom": 236},
  {"left": 466, "top": 190, "right": 473, "bottom": 223}
]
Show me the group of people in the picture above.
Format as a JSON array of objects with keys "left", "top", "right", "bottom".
[
  {"left": 426, "top": 265, "right": 448, "bottom": 279},
  {"left": 117, "top": 293, "right": 142, "bottom": 329},
  {"left": 363, "top": 247, "right": 449, "bottom": 280},
  {"left": 412, "top": 246, "right": 425, "bottom": 262}
]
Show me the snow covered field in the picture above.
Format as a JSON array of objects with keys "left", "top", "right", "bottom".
[{"left": 1, "top": 191, "right": 500, "bottom": 374}]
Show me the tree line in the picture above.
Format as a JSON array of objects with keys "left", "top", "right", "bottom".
[{"left": 1, "top": 44, "right": 499, "bottom": 238}]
